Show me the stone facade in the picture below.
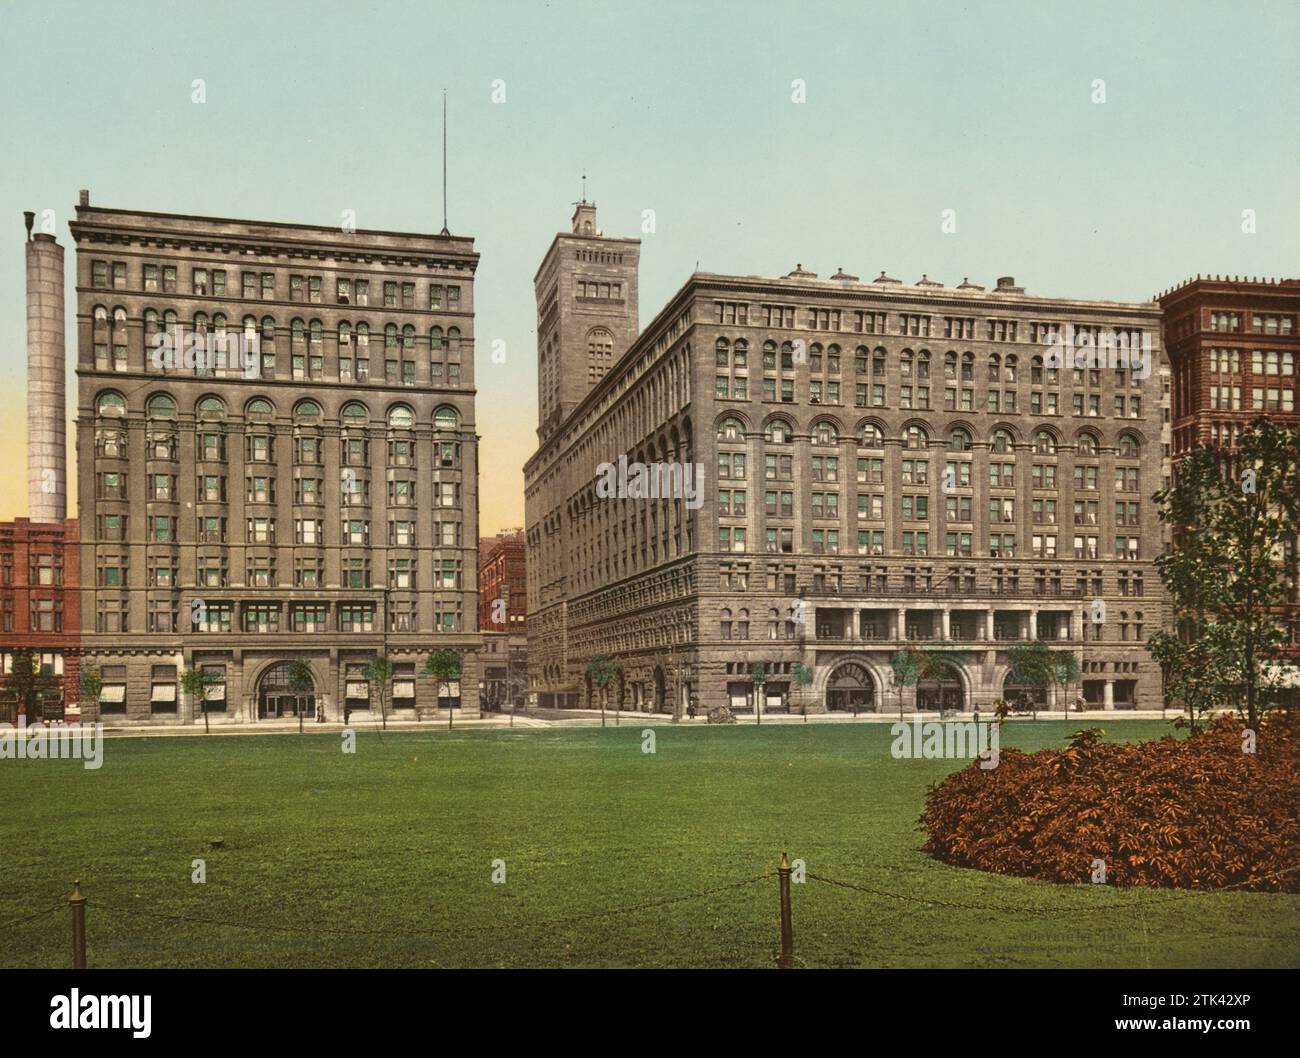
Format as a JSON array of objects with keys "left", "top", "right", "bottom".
[
  {"left": 526, "top": 208, "right": 1167, "bottom": 714},
  {"left": 69, "top": 200, "right": 482, "bottom": 723}
]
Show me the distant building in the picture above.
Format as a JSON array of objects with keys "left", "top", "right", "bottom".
[
  {"left": 479, "top": 530, "right": 527, "bottom": 632},
  {"left": 1157, "top": 275, "right": 1300, "bottom": 664},
  {"left": 1157, "top": 275, "right": 1299, "bottom": 459},
  {"left": 525, "top": 202, "right": 1168, "bottom": 714},
  {"left": 0, "top": 518, "right": 81, "bottom": 721}
]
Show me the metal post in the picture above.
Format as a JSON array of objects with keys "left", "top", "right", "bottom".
[
  {"left": 69, "top": 880, "right": 86, "bottom": 969},
  {"left": 777, "top": 853, "right": 794, "bottom": 969}
]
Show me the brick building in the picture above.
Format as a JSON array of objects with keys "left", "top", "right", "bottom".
[
  {"left": 0, "top": 518, "right": 81, "bottom": 721},
  {"left": 479, "top": 530, "right": 527, "bottom": 632},
  {"left": 525, "top": 203, "right": 1167, "bottom": 713},
  {"left": 69, "top": 196, "right": 483, "bottom": 723},
  {"left": 1157, "top": 274, "right": 1300, "bottom": 667},
  {"left": 1157, "top": 275, "right": 1299, "bottom": 458}
]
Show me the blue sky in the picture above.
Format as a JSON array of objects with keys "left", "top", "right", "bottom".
[{"left": 1, "top": 0, "right": 1296, "bottom": 530}]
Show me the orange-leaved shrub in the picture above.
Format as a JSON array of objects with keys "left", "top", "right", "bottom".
[{"left": 920, "top": 710, "right": 1300, "bottom": 891}]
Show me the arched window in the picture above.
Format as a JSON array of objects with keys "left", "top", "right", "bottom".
[
  {"left": 338, "top": 321, "right": 352, "bottom": 349},
  {"left": 715, "top": 337, "right": 730, "bottom": 365},
  {"left": 901, "top": 349, "right": 914, "bottom": 377},
  {"left": 430, "top": 326, "right": 444, "bottom": 352},
  {"left": 401, "top": 324, "right": 415, "bottom": 350},
  {"left": 384, "top": 323, "right": 398, "bottom": 350},
  {"left": 587, "top": 327, "right": 614, "bottom": 383},
  {"left": 1004, "top": 354, "right": 1018, "bottom": 382},
  {"left": 812, "top": 421, "right": 837, "bottom": 446},
  {"left": 961, "top": 351, "right": 975, "bottom": 380},
  {"left": 246, "top": 398, "right": 274, "bottom": 421},
  {"left": 261, "top": 316, "right": 276, "bottom": 344},
  {"left": 991, "top": 429, "right": 1014, "bottom": 453},
  {"left": 766, "top": 419, "right": 793, "bottom": 444},
  {"left": 947, "top": 428, "right": 971, "bottom": 452},
  {"left": 356, "top": 322, "right": 370, "bottom": 348},
  {"left": 146, "top": 393, "right": 176, "bottom": 419},
  {"left": 388, "top": 405, "right": 415, "bottom": 429},
  {"left": 197, "top": 396, "right": 226, "bottom": 419},
  {"left": 917, "top": 349, "right": 931, "bottom": 379},
  {"left": 434, "top": 406, "right": 459, "bottom": 431},
  {"left": 96, "top": 391, "right": 126, "bottom": 417},
  {"left": 858, "top": 423, "right": 883, "bottom": 447},
  {"left": 905, "top": 425, "right": 928, "bottom": 450},
  {"left": 945, "top": 350, "right": 958, "bottom": 379},
  {"left": 988, "top": 352, "right": 1001, "bottom": 381},
  {"left": 1118, "top": 433, "right": 1140, "bottom": 457},
  {"left": 341, "top": 402, "right": 369, "bottom": 424},
  {"left": 447, "top": 326, "right": 461, "bottom": 353},
  {"left": 310, "top": 319, "right": 324, "bottom": 349},
  {"left": 294, "top": 400, "right": 321, "bottom": 421},
  {"left": 1078, "top": 432, "right": 1099, "bottom": 455},
  {"left": 1033, "top": 430, "right": 1056, "bottom": 454},
  {"left": 193, "top": 312, "right": 209, "bottom": 335},
  {"left": 716, "top": 416, "right": 745, "bottom": 441}
]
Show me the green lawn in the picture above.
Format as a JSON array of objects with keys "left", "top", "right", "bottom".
[{"left": 2, "top": 721, "right": 1297, "bottom": 968}]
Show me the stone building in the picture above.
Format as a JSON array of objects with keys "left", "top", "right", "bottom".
[
  {"left": 525, "top": 204, "right": 1166, "bottom": 713},
  {"left": 69, "top": 196, "right": 482, "bottom": 723}
]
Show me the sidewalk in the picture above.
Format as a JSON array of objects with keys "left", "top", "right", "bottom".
[{"left": 83, "top": 707, "right": 1181, "bottom": 738}]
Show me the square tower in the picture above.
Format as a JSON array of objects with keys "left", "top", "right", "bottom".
[{"left": 533, "top": 201, "right": 639, "bottom": 439}]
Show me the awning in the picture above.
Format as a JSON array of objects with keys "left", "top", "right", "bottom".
[
  {"left": 151, "top": 684, "right": 177, "bottom": 703},
  {"left": 393, "top": 680, "right": 415, "bottom": 699},
  {"left": 204, "top": 685, "right": 226, "bottom": 701},
  {"left": 100, "top": 685, "right": 126, "bottom": 703},
  {"left": 346, "top": 681, "right": 370, "bottom": 698}
]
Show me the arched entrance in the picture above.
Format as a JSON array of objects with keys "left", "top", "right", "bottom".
[
  {"left": 826, "top": 660, "right": 877, "bottom": 712},
  {"left": 917, "top": 662, "right": 964, "bottom": 714},
  {"left": 257, "top": 661, "right": 315, "bottom": 719}
]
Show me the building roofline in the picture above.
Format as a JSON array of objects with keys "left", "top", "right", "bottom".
[
  {"left": 532, "top": 230, "right": 642, "bottom": 285},
  {"left": 69, "top": 204, "right": 477, "bottom": 257}
]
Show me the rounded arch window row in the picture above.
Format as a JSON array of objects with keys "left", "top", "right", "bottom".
[
  {"left": 714, "top": 414, "right": 1144, "bottom": 455},
  {"left": 94, "top": 390, "right": 463, "bottom": 431}
]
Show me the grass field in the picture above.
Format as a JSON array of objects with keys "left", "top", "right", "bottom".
[{"left": 2, "top": 720, "right": 1297, "bottom": 968}]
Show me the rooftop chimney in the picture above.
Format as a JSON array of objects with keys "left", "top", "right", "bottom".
[
  {"left": 79, "top": 189, "right": 89, "bottom": 207},
  {"left": 993, "top": 275, "right": 1025, "bottom": 294}
]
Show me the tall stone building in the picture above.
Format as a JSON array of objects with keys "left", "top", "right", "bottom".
[
  {"left": 70, "top": 196, "right": 482, "bottom": 723},
  {"left": 525, "top": 205, "right": 1166, "bottom": 713}
]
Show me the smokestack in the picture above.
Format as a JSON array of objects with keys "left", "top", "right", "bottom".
[{"left": 26, "top": 217, "right": 66, "bottom": 523}]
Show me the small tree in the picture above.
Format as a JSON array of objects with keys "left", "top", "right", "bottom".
[
  {"left": 0, "top": 648, "right": 60, "bottom": 722},
  {"left": 180, "top": 666, "right": 219, "bottom": 734},
  {"left": 287, "top": 658, "right": 315, "bottom": 731},
  {"left": 78, "top": 666, "right": 103, "bottom": 720},
  {"left": 1007, "top": 642, "right": 1049, "bottom": 720},
  {"left": 1153, "top": 418, "right": 1299, "bottom": 737},
  {"left": 423, "top": 650, "right": 462, "bottom": 730},
  {"left": 792, "top": 663, "right": 814, "bottom": 720},
  {"left": 364, "top": 654, "right": 394, "bottom": 731},
  {"left": 750, "top": 662, "right": 767, "bottom": 725},
  {"left": 890, "top": 648, "right": 922, "bottom": 720},
  {"left": 586, "top": 655, "right": 620, "bottom": 728}
]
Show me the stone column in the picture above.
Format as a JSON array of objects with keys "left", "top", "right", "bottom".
[
  {"left": 897, "top": 607, "right": 907, "bottom": 640},
  {"left": 986, "top": 608, "right": 995, "bottom": 640},
  {"left": 1103, "top": 679, "right": 1115, "bottom": 710},
  {"left": 1029, "top": 610, "right": 1038, "bottom": 641},
  {"left": 941, "top": 607, "right": 951, "bottom": 640}
]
